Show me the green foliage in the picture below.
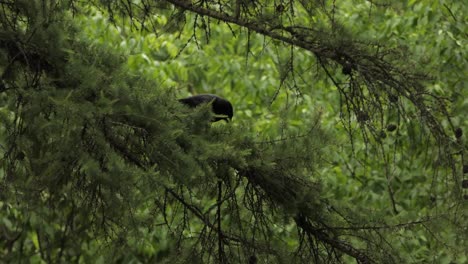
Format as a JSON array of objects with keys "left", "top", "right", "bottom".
[
  {"left": 0, "top": 2, "right": 327, "bottom": 263},
  {"left": 0, "top": 0, "right": 466, "bottom": 263}
]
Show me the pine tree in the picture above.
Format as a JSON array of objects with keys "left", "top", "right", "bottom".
[{"left": 0, "top": 1, "right": 466, "bottom": 263}]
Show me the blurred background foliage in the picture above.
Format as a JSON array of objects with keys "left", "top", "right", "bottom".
[{"left": 0, "top": 0, "right": 467, "bottom": 263}]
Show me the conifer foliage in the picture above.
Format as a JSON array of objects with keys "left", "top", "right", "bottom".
[
  {"left": 0, "top": 1, "right": 325, "bottom": 262},
  {"left": 0, "top": 0, "right": 466, "bottom": 263}
]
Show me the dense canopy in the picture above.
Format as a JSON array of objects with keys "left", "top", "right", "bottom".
[{"left": 0, "top": 0, "right": 466, "bottom": 263}]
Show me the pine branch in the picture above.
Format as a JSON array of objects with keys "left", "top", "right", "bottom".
[
  {"left": 164, "top": 0, "right": 332, "bottom": 57},
  {"left": 295, "top": 214, "right": 376, "bottom": 264}
]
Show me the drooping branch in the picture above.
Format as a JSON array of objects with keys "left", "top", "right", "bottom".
[
  {"left": 295, "top": 214, "right": 376, "bottom": 264},
  {"left": 164, "top": 0, "right": 336, "bottom": 58}
]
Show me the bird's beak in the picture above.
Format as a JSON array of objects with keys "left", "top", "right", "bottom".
[{"left": 214, "top": 114, "right": 231, "bottom": 122}]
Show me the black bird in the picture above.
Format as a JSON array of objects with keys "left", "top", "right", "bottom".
[{"left": 178, "top": 94, "right": 233, "bottom": 122}]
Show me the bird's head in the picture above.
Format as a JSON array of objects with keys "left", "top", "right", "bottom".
[{"left": 212, "top": 97, "right": 233, "bottom": 122}]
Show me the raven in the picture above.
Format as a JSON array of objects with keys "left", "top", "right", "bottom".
[{"left": 179, "top": 94, "right": 233, "bottom": 122}]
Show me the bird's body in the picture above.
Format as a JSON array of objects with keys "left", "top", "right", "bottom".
[{"left": 178, "top": 94, "right": 233, "bottom": 122}]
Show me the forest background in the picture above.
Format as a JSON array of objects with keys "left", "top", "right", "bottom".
[{"left": 0, "top": 0, "right": 466, "bottom": 263}]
